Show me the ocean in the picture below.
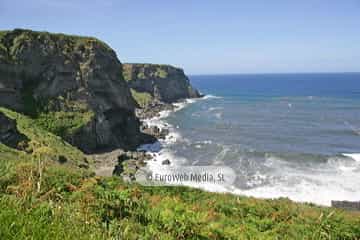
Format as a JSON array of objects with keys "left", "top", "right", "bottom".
[{"left": 141, "top": 73, "right": 360, "bottom": 206}]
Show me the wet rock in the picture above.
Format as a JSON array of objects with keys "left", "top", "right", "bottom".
[
  {"left": 162, "top": 159, "right": 171, "bottom": 165},
  {"left": 136, "top": 102, "right": 175, "bottom": 119},
  {"left": 141, "top": 125, "right": 170, "bottom": 139},
  {"left": 113, "top": 150, "right": 152, "bottom": 181}
]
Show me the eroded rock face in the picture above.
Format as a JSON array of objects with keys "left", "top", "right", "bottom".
[
  {"left": 0, "top": 29, "right": 145, "bottom": 153},
  {"left": 123, "top": 63, "right": 202, "bottom": 103},
  {"left": 0, "top": 112, "right": 28, "bottom": 149}
]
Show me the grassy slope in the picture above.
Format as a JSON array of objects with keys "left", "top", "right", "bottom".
[
  {"left": 0, "top": 107, "right": 88, "bottom": 165},
  {"left": 130, "top": 89, "right": 153, "bottom": 108},
  {"left": 0, "top": 167, "right": 359, "bottom": 239},
  {"left": 123, "top": 63, "right": 169, "bottom": 82}
]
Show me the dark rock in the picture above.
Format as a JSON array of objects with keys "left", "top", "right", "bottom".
[
  {"left": 136, "top": 102, "right": 174, "bottom": 119},
  {"left": 113, "top": 150, "right": 151, "bottom": 180},
  {"left": 58, "top": 155, "right": 68, "bottom": 164},
  {"left": 0, "top": 112, "right": 29, "bottom": 150},
  {"left": 331, "top": 200, "right": 360, "bottom": 211},
  {"left": 78, "top": 163, "right": 89, "bottom": 169},
  {"left": 141, "top": 125, "right": 170, "bottom": 139},
  {"left": 113, "top": 164, "right": 124, "bottom": 176},
  {"left": 162, "top": 159, "right": 171, "bottom": 165}
]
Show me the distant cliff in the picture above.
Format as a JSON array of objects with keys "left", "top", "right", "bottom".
[
  {"left": 123, "top": 63, "right": 201, "bottom": 104},
  {"left": 0, "top": 29, "right": 149, "bottom": 153}
]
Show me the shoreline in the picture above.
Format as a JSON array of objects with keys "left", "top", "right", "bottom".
[
  {"left": 91, "top": 97, "right": 202, "bottom": 178},
  {"left": 92, "top": 94, "right": 360, "bottom": 210}
]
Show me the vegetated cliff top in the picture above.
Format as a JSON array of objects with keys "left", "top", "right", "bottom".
[
  {"left": 122, "top": 63, "right": 186, "bottom": 81},
  {"left": 0, "top": 28, "right": 112, "bottom": 56},
  {"left": 123, "top": 63, "right": 201, "bottom": 103}
]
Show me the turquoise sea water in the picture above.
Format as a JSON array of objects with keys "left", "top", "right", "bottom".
[{"left": 152, "top": 73, "right": 360, "bottom": 205}]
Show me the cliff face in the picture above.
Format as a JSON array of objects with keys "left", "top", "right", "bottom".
[
  {"left": 123, "top": 63, "right": 201, "bottom": 103},
  {"left": 0, "top": 29, "right": 146, "bottom": 153}
]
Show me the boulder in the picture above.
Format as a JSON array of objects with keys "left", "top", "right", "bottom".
[
  {"left": 162, "top": 159, "right": 171, "bottom": 165},
  {"left": 0, "top": 112, "right": 28, "bottom": 150}
]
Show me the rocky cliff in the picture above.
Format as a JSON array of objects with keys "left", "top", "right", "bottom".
[
  {"left": 123, "top": 63, "right": 201, "bottom": 103},
  {"left": 0, "top": 29, "right": 150, "bottom": 153},
  {"left": 0, "top": 111, "right": 28, "bottom": 150}
]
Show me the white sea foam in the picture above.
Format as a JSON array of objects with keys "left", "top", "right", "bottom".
[
  {"left": 208, "top": 107, "right": 223, "bottom": 111},
  {"left": 215, "top": 112, "right": 223, "bottom": 119},
  {"left": 138, "top": 96, "right": 200, "bottom": 157},
  {"left": 231, "top": 155, "right": 360, "bottom": 206},
  {"left": 203, "top": 94, "right": 222, "bottom": 99},
  {"left": 342, "top": 153, "right": 360, "bottom": 162},
  {"left": 144, "top": 145, "right": 360, "bottom": 206}
]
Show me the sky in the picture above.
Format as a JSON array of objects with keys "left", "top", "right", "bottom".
[{"left": 0, "top": 0, "right": 359, "bottom": 74}]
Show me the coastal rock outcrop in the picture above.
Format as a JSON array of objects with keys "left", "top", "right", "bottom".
[
  {"left": 0, "top": 112, "right": 28, "bottom": 150},
  {"left": 0, "top": 29, "right": 152, "bottom": 153},
  {"left": 123, "top": 63, "right": 202, "bottom": 104}
]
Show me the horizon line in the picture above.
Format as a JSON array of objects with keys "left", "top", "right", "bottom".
[{"left": 188, "top": 71, "right": 360, "bottom": 76}]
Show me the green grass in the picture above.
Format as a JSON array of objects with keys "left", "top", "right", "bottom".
[
  {"left": 0, "top": 107, "right": 88, "bottom": 166},
  {"left": 19, "top": 83, "right": 95, "bottom": 141},
  {"left": 130, "top": 89, "right": 153, "bottom": 108},
  {"left": 0, "top": 163, "right": 359, "bottom": 239},
  {"left": 36, "top": 109, "right": 94, "bottom": 138},
  {"left": 155, "top": 67, "right": 168, "bottom": 78},
  {"left": 0, "top": 29, "right": 113, "bottom": 63},
  {"left": 123, "top": 63, "right": 171, "bottom": 82}
]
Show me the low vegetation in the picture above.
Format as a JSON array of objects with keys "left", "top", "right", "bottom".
[
  {"left": 130, "top": 89, "right": 153, "bottom": 108},
  {"left": 0, "top": 28, "right": 112, "bottom": 63},
  {"left": 20, "top": 84, "right": 95, "bottom": 141},
  {"left": 122, "top": 63, "right": 170, "bottom": 82},
  {"left": 0, "top": 107, "right": 88, "bottom": 166},
  {"left": 0, "top": 153, "right": 359, "bottom": 239}
]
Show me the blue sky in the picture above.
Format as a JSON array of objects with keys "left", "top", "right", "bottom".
[{"left": 1, "top": 0, "right": 359, "bottom": 74}]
